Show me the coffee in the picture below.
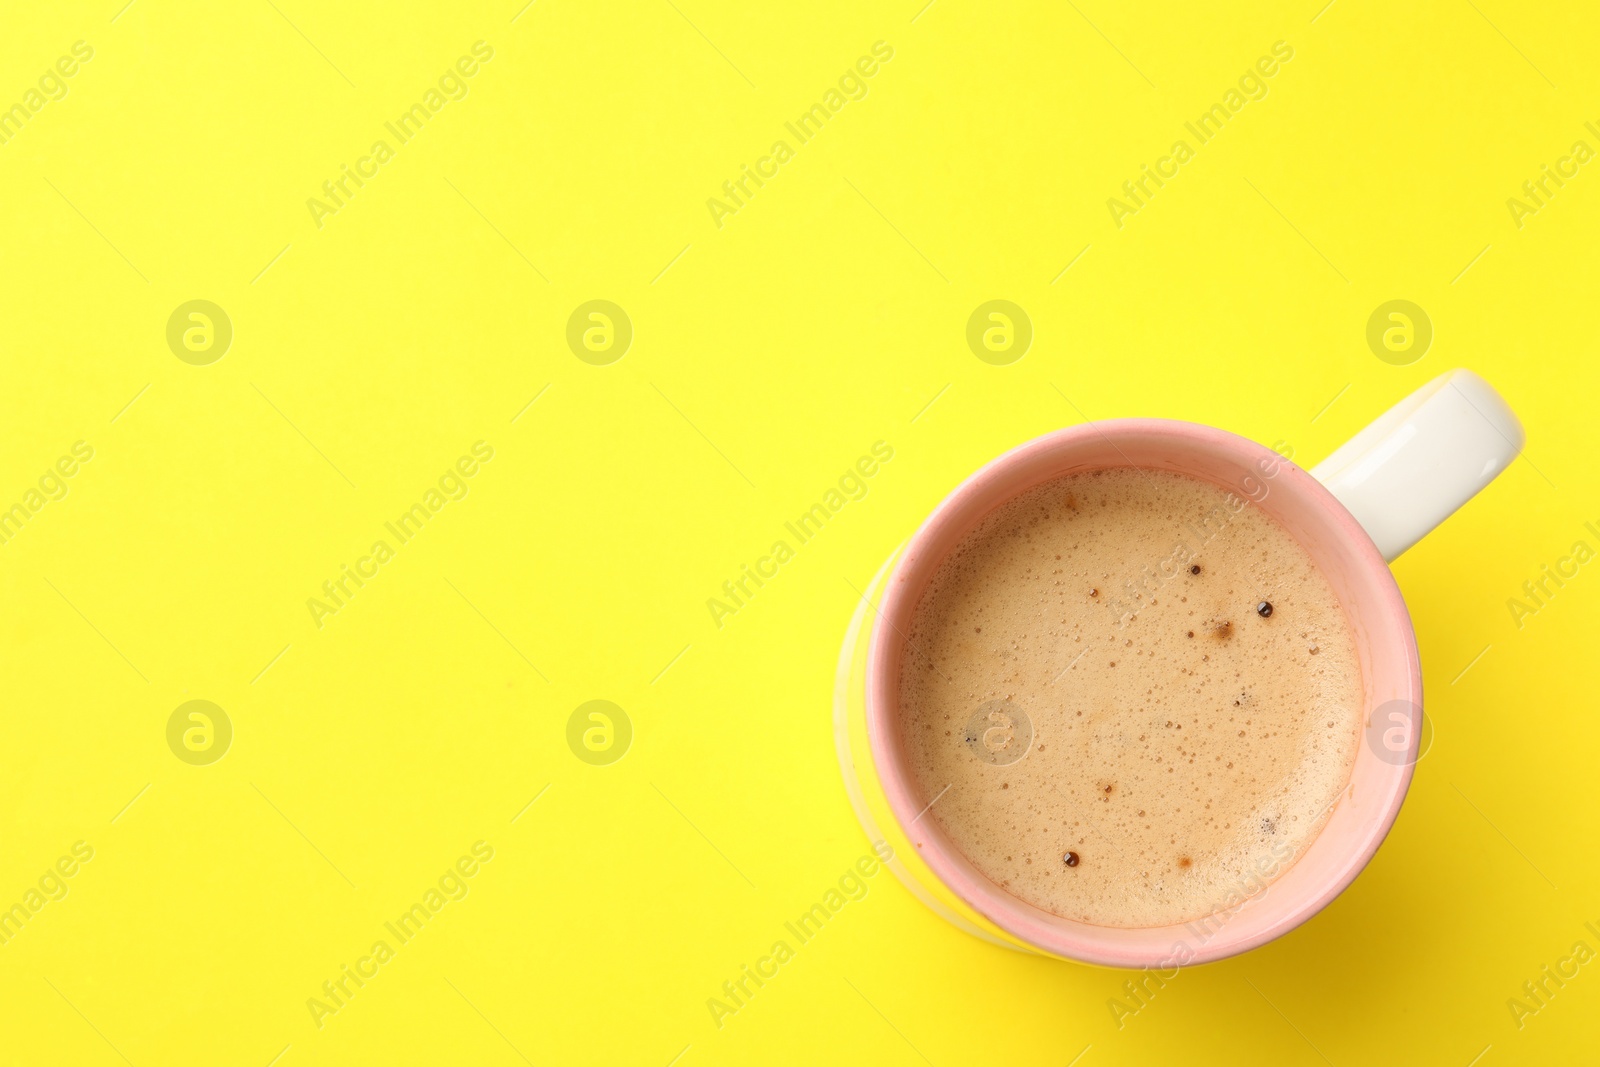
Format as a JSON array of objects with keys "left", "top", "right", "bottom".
[{"left": 898, "top": 467, "right": 1362, "bottom": 928}]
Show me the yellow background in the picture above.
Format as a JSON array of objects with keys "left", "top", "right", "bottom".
[{"left": 1, "top": 0, "right": 1595, "bottom": 1063}]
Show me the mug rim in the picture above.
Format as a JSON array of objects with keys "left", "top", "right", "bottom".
[{"left": 863, "top": 418, "right": 1422, "bottom": 967}]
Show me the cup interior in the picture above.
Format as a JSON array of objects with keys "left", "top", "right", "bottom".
[{"left": 864, "top": 419, "right": 1422, "bottom": 967}]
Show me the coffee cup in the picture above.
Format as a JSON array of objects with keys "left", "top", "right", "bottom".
[{"left": 835, "top": 369, "right": 1522, "bottom": 966}]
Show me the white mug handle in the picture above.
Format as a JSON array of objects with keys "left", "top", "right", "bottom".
[{"left": 1310, "top": 369, "right": 1524, "bottom": 561}]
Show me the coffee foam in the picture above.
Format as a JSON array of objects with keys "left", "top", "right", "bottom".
[{"left": 898, "top": 467, "right": 1362, "bottom": 929}]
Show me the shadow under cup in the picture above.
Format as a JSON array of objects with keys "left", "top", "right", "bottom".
[{"left": 864, "top": 419, "right": 1423, "bottom": 968}]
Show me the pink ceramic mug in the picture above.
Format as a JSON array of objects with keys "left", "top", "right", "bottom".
[{"left": 837, "top": 369, "right": 1523, "bottom": 967}]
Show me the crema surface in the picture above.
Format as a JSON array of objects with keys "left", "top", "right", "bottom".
[{"left": 899, "top": 468, "right": 1362, "bottom": 928}]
